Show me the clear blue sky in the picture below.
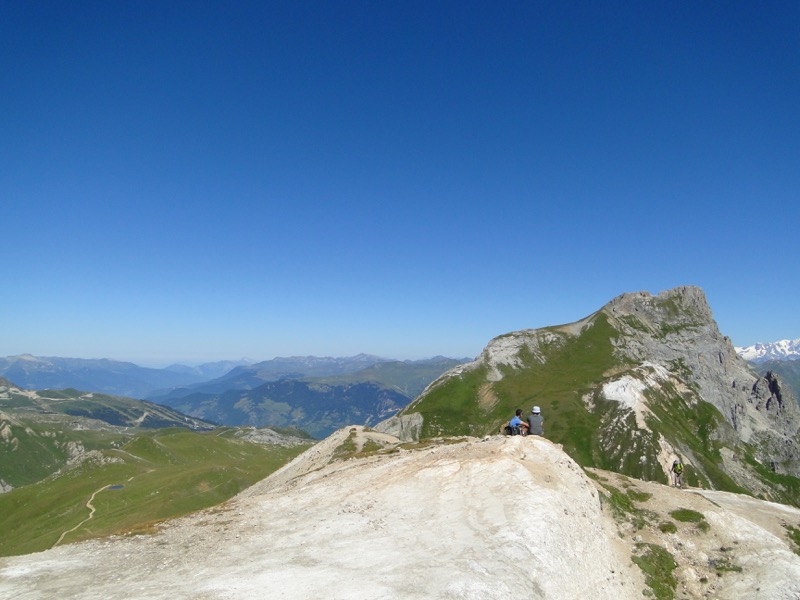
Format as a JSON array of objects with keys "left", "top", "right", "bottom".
[{"left": 2, "top": 2, "right": 798, "bottom": 366}]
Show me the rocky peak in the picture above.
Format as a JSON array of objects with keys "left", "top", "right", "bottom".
[
  {"left": 754, "top": 371, "right": 786, "bottom": 413},
  {"left": 604, "top": 286, "right": 714, "bottom": 328},
  {"left": 601, "top": 288, "right": 800, "bottom": 444},
  {"left": 389, "top": 285, "right": 800, "bottom": 493}
]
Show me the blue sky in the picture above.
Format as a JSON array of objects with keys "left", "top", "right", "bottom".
[{"left": 2, "top": 1, "right": 798, "bottom": 366}]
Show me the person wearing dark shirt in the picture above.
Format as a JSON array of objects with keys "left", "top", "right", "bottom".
[{"left": 527, "top": 406, "right": 544, "bottom": 436}]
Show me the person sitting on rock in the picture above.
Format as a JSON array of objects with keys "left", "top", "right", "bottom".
[
  {"left": 527, "top": 406, "right": 544, "bottom": 436},
  {"left": 508, "top": 409, "right": 529, "bottom": 435}
]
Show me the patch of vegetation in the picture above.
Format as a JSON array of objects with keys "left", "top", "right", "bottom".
[
  {"left": 666, "top": 358, "right": 693, "bottom": 382},
  {"left": 670, "top": 508, "right": 710, "bottom": 532},
  {"left": 396, "top": 440, "right": 439, "bottom": 451},
  {"left": 348, "top": 438, "right": 390, "bottom": 459},
  {"left": 658, "top": 521, "right": 677, "bottom": 534},
  {"left": 618, "top": 315, "right": 651, "bottom": 334},
  {"left": 0, "top": 428, "right": 307, "bottom": 557},
  {"left": 332, "top": 430, "right": 359, "bottom": 460},
  {"left": 598, "top": 483, "right": 656, "bottom": 530},
  {"left": 583, "top": 469, "right": 605, "bottom": 482},
  {"left": 785, "top": 524, "right": 800, "bottom": 556},
  {"left": 601, "top": 484, "right": 636, "bottom": 517},
  {"left": 669, "top": 508, "right": 704, "bottom": 522},
  {"left": 741, "top": 450, "right": 800, "bottom": 508},
  {"left": 658, "top": 322, "right": 695, "bottom": 337},
  {"left": 709, "top": 556, "right": 742, "bottom": 574},
  {"left": 414, "top": 365, "right": 494, "bottom": 438},
  {"left": 627, "top": 489, "right": 652, "bottom": 502},
  {"left": 37, "top": 388, "right": 83, "bottom": 399},
  {"left": 632, "top": 542, "right": 678, "bottom": 600},
  {"left": 595, "top": 402, "right": 665, "bottom": 482}
]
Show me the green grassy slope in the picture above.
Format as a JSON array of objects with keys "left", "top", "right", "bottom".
[
  {"left": 0, "top": 428, "right": 310, "bottom": 557},
  {"left": 1, "top": 383, "right": 216, "bottom": 489},
  {"left": 412, "top": 315, "right": 620, "bottom": 458},
  {"left": 8, "top": 386, "right": 214, "bottom": 429},
  {"left": 0, "top": 416, "right": 127, "bottom": 488}
]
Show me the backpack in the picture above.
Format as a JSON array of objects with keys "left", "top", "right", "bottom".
[
  {"left": 503, "top": 425, "right": 522, "bottom": 436},
  {"left": 674, "top": 462, "right": 684, "bottom": 474}
]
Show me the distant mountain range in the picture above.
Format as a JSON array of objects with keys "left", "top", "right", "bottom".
[
  {"left": 160, "top": 380, "right": 407, "bottom": 439},
  {"left": 148, "top": 353, "right": 397, "bottom": 401},
  {"left": 0, "top": 354, "right": 431, "bottom": 400},
  {"left": 0, "top": 354, "right": 469, "bottom": 438},
  {"left": 0, "top": 355, "right": 254, "bottom": 398},
  {"left": 150, "top": 356, "right": 469, "bottom": 438},
  {"left": 735, "top": 339, "right": 800, "bottom": 363},
  {"left": 162, "top": 359, "right": 256, "bottom": 380}
]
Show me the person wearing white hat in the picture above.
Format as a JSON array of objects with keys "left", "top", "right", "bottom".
[{"left": 527, "top": 406, "right": 544, "bottom": 436}]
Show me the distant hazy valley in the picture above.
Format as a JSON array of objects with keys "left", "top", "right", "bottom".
[{"left": 0, "top": 354, "right": 468, "bottom": 439}]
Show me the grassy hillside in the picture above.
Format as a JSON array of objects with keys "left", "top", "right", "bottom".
[
  {"left": 0, "top": 427, "right": 310, "bottom": 557},
  {"left": 0, "top": 416, "right": 124, "bottom": 488},
  {"left": 1, "top": 381, "right": 216, "bottom": 489},
  {"left": 412, "top": 315, "right": 621, "bottom": 456}
]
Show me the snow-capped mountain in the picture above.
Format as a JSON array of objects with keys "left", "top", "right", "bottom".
[{"left": 735, "top": 339, "right": 800, "bottom": 363}]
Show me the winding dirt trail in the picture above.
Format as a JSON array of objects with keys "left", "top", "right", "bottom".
[{"left": 53, "top": 485, "right": 111, "bottom": 547}]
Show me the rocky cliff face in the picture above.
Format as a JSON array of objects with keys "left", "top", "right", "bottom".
[
  {"left": 381, "top": 286, "right": 800, "bottom": 503},
  {"left": 604, "top": 288, "right": 797, "bottom": 432},
  {"left": 601, "top": 287, "right": 800, "bottom": 474}
]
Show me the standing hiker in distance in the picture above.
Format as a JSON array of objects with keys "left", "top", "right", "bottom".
[{"left": 671, "top": 459, "right": 684, "bottom": 488}]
